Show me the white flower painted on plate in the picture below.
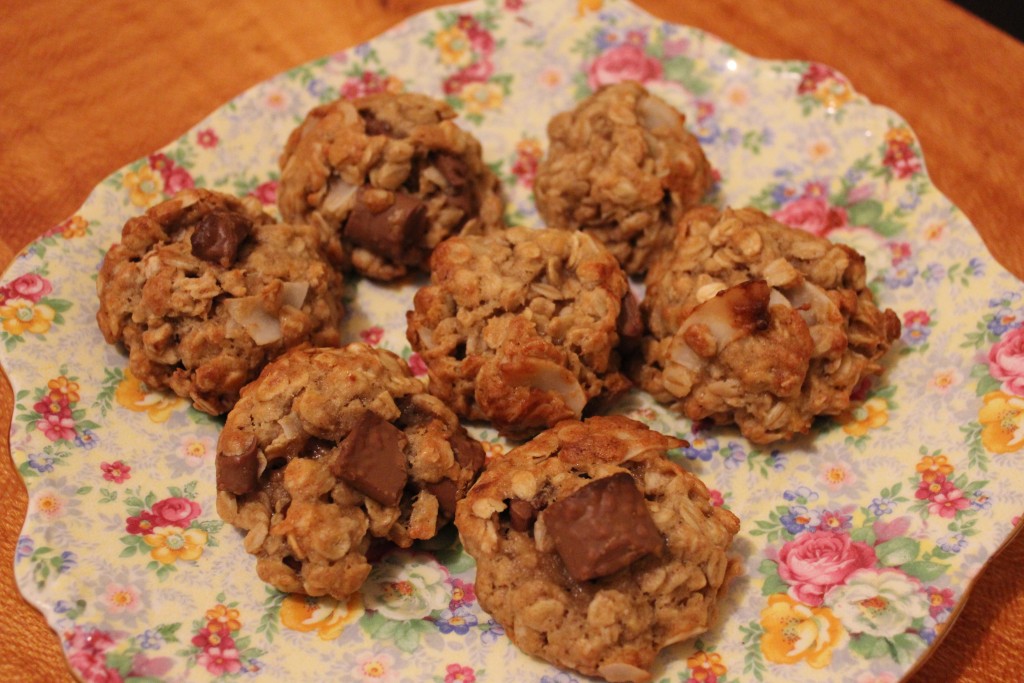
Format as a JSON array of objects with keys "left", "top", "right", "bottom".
[
  {"left": 354, "top": 649, "right": 398, "bottom": 683},
  {"left": 724, "top": 82, "right": 751, "bottom": 107},
  {"left": 928, "top": 367, "right": 963, "bottom": 394},
  {"left": 102, "top": 581, "right": 142, "bottom": 614},
  {"left": 824, "top": 568, "right": 929, "bottom": 637},
  {"left": 179, "top": 435, "right": 214, "bottom": 468},
  {"left": 805, "top": 135, "right": 836, "bottom": 164},
  {"left": 538, "top": 66, "right": 566, "bottom": 89},
  {"left": 819, "top": 461, "right": 857, "bottom": 491},
  {"left": 32, "top": 487, "right": 67, "bottom": 520},
  {"left": 362, "top": 551, "right": 450, "bottom": 620}
]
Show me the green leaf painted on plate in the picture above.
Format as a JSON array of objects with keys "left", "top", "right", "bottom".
[
  {"left": 875, "top": 537, "right": 919, "bottom": 567},
  {"left": 891, "top": 633, "right": 926, "bottom": 663},
  {"left": 849, "top": 633, "right": 890, "bottom": 659},
  {"left": 900, "top": 560, "right": 949, "bottom": 581},
  {"left": 761, "top": 574, "right": 788, "bottom": 596},
  {"left": 850, "top": 526, "right": 877, "bottom": 546}
]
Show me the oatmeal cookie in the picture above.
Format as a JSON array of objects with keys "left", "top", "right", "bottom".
[
  {"left": 277, "top": 91, "right": 506, "bottom": 280},
  {"left": 406, "top": 227, "right": 639, "bottom": 440},
  {"left": 456, "top": 416, "right": 740, "bottom": 683},
  {"left": 637, "top": 206, "right": 902, "bottom": 443},
  {"left": 533, "top": 81, "right": 712, "bottom": 274},
  {"left": 96, "top": 188, "right": 344, "bottom": 415},
  {"left": 215, "top": 344, "right": 485, "bottom": 601}
]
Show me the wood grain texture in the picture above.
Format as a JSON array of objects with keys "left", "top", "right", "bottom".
[{"left": 1, "top": 1, "right": 1022, "bottom": 681}]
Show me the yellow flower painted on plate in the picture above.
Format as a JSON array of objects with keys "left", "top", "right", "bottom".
[
  {"left": 915, "top": 454, "right": 954, "bottom": 482},
  {"left": 62, "top": 215, "right": 88, "bottom": 239},
  {"left": 885, "top": 126, "right": 915, "bottom": 145},
  {"left": 115, "top": 368, "right": 183, "bottom": 423},
  {"left": 837, "top": 397, "right": 888, "bottom": 437},
  {"left": 435, "top": 26, "right": 473, "bottom": 67},
  {"left": 48, "top": 376, "right": 80, "bottom": 403},
  {"left": 482, "top": 441, "right": 505, "bottom": 461},
  {"left": 979, "top": 391, "right": 1024, "bottom": 454},
  {"left": 686, "top": 651, "right": 726, "bottom": 680},
  {"left": 383, "top": 75, "right": 404, "bottom": 95},
  {"left": 123, "top": 166, "right": 163, "bottom": 207},
  {"left": 206, "top": 604, "right": 242, "bottom": 633},
  {"left": 142, "top": 526, "right": 207, "bottom": 564},
  {"left": 577, "top": 0, "right": 602, "bottom": 16},
  {"left": 460, "top": 82, "right": 503, "bottom": 115},
  {"left": 813, "top": 79, "right": 853, "bottom": 109},
  {"left": 760, "top": 594, "right": 847, "bottom": 669},
  {"left": 0, "top": 298, "right": 55, "bottom": 336},
  {"left": 280, "top": 593, "right": 363, "bottom": 640},
  {"left": 515, "top": 137, "right": 542, "bottom": 159}
]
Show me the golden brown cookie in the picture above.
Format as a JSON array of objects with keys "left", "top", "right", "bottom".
[
  {"left": 533, "top": 81, "right": 712, "bottom": 274},
  {"left": 96, "top": 188, "right": 343, "bottom": 414},
  {"left": 406, "top": 227, "right": 637, "bottom": 439},
  {"left": 637, "top": 205, "right": 901, "bottom": 443},
  {"left": 277, "top": 91, "right": 506, "bottom": 280},
  {"left": 215, "top": 344, "right": 484, "bottom": 601},
  {"left": 456, "top": 416, "right": 740, "bottom": 682}
]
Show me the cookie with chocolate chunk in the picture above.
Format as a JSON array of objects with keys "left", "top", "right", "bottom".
[
  {"left": 96, "top": 188, "right": 344, "bottom": 414},
  {"left": 456, "top": 416, "right": 740, "bottom": 683},
  {"left": 637, "top": 205, "right": 901, "bottom": 443},
  {"left": 534, "top": 81, "right": 712, "bottom": 275},
  {"left": 216, "top": 344, "right": 485, "bottom": 601},
  {"left": 277, "top": 91, "right": 506, "bottom": 280},
  {"left": 406, "top": 227, "right": 638, "bottom": 440}
]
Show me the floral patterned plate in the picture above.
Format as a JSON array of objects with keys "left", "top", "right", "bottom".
[{"left": 4, "top": 0, "right": 1023, "bottom": 681}]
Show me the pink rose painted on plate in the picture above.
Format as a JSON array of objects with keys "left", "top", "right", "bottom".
[
  {"left": 776, "top": 530, "right": 877, "bottom": 606},
  {"left": 0, "top": 273, "right": 52, "bottom": 303},
  {"left": 772, "top": 196, "right": 848, "bottom": 237},
  {"left": 587, "top": 44, "right": 663, "bottom": 90},
  {"left": 163, "top": 165, "right": 195, "bottom": 194},
  {"left": 988, "top": 327, "right": 1024, "bottom": 396},
  {"left": 151, "top": 497, "right": 202, "bottom": 528},
  {"left": 251, "top": 180, "right": 278, "bottom": 205},
  {"left": 64, "top": 626, "right": 122, "bottom": 683}
]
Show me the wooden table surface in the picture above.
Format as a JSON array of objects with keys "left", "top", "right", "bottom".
[{"left": 2, "top": 1, "right": 1023, "bottom": 681}]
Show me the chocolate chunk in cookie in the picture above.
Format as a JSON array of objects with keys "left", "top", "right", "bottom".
[
  {"left": 334, "top": 411, "right": 409, "bottom": 506},
  {"left": 216, "top": 434, "right": 260, "bottom": 495},
  {"left": 543, "top": 472, "right": 663, "bottom": 582},
  {"left": 617, "top": 290, "right": 644, "bottom": 341},
  {"left": 358, "top": 108, "right": 394, "bottom": 137},
  {"left": 190, "top": 209, "right": 253, "bottom": 267},
  {"left": 507, "top": 499, "right": 537, "bottom": 532},
  {"left": 343, "top": 189, "right": 428, "bottom": 262}
]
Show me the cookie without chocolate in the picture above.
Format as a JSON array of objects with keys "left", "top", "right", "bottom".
[
  {"left": 406, "top": 227, "right": 638, "bottom": 440},
  {"left": 456, "top": 416, "right": 740, "bottom": 683},
  {"left": 215, "top": 344, "right": 485, "bottom": 601},
  {"left": 277, "top": 91, "right": 506, "bottom": 280},
  {"left": 96, "top": 188, "right": 344, "bottom": 414},
  {"left": 637, "top": 206, "right": 901, "bottom": 443},
  {"left": 533, "top": 81, "right": 712, "bottom": 274}
]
